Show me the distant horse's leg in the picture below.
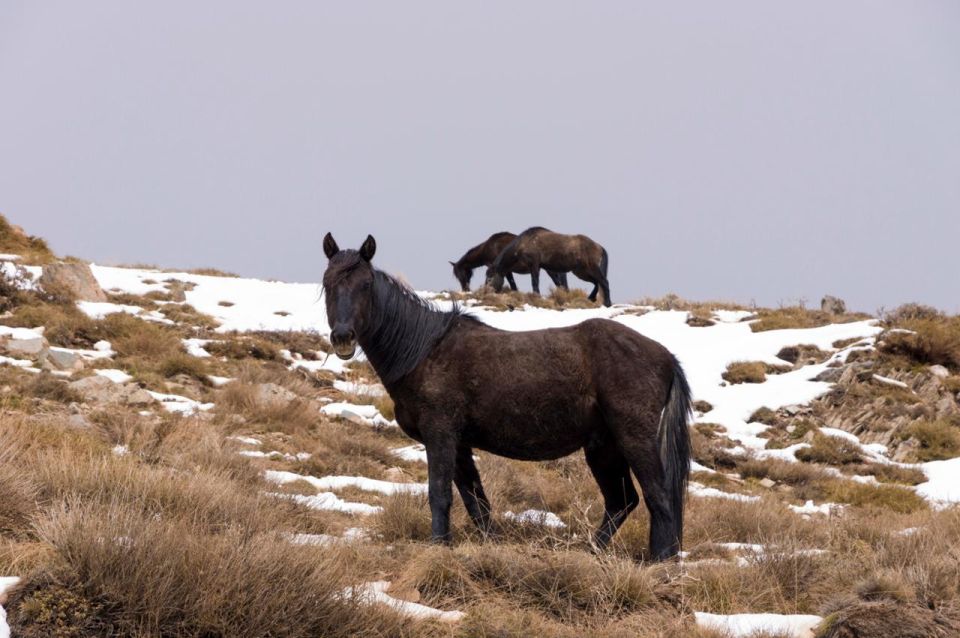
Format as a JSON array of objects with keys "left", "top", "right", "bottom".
[
  {"left": 584, "top": 439, "right": 639, "bottom": 550},
  {"left": 506, "top": 272, "right": 519, "bottom": 291},
  {"left": 547, "top": 271, "right": 568, "bottom": 290},
  {"left": 454, "top": 447, "right": 495, "bottom": 536},
  {"left": 573, "top": 266, "right": 600, "bottom": 302},
  {"left": 530, "top": 264, "right": 541, "bottom": 295},
  {"left": 587, "top": 284, "right": 599, "bottom": 302},
  {"left": 599, "top": 278, "right": 612, "bottom": 307},
  {"left": 424, "top": 433, "right": 458, "bottom": 544}
]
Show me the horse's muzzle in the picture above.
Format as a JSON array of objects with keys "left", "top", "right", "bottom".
[
  {"left": 330, "top": 326, "right": 357, "bottom": 359},
  {"left": 333, "top": 343, "right": 356, "bottom": 359}
]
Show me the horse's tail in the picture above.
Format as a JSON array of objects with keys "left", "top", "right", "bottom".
[
  {"left": 600, "top": 246, "right": 609, "bottom": 279},
  {"left": 659, "top": 356, "right": 692, "bottom": 548}
]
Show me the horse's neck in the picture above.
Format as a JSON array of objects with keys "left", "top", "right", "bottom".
[
  {"left": 359, "top": 283, "right": 453, "bottom": 386},
  {"left": 461, "top": 243, "right": 487, "bottom": 268}
]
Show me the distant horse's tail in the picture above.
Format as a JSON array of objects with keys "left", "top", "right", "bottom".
[
  {"left": 600, "top": 246, "right": 609, "bottom": 279},
  {"left": 659, "top": 357, "right": 692, "bottom": 549}
]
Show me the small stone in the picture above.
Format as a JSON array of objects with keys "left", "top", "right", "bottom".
[
  {"left": 41, "top": 348, "right": 85, "bottom": 371},
  {"left": 4, "top": 336, "right": 48, "bottom": 356},
  {"left": 783, "top": 404, "right": 806, "bottom": 416},
  {"left": 67, "top": 413, "right": 91, "bottom": 428},
  {"left": 814, "top": 367, "right": 844, "bottom": 383},
  {"left": 124, "top": 388, "right": 155, "bottom": 406},
  {"left": 929, "top": 365, "right": 950, "bottom": 379},
  {"left": 759, "top": 478, "right": 776, "bottom": 489},
  {"left": 254, "top": 382, "right": 299, "bottom": 406}
]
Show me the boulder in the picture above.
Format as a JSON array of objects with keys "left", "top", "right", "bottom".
[
  {"left": 4, "top": 336, "right": 47, "bottom": 356},
  {"left": 41, "top": 348, "right": 85, "bottom": 371},
  {"left": 821, "top": 295, "right": 847, "bottom": 315},
  {"left": 815, "top": 367, "right": 844, "bottom": 383},
  {"left": 39, "top": 262, "right": 107, "bottom": 302}
]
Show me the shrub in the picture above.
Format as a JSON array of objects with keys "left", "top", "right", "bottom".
[
  {"left": 158, "top": 352, "right": 209, "bottom": 382},
  {"left": 722, "top": 361, "right": 767, "bottom": 384},
  {"left": 206, "top": 336, "right": 282, "bottom": 361},
  {"left": 881, "top": 317, "right": 960, "bottom": 371},
  {"left": 795, "top": 434, "right": 863, "bottom": 466},
  {"left": 24, "top": 372, "right": 82, "bottom": 404},
  {"left": 897, "top": 419, "right": 960, "bottom": 462},
  {"left": 0, "top": 214, "right": 55, "bottom": 263}
]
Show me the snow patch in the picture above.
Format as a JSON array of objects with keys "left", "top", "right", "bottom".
[
  {"left": 504, "top": 509, "right": 566, "bottom": 529},
  {"left": 264, "top": 470, "right": 426, "bottom": 495},
  {"left": 694, "top": 611, "right": 821, "bottom": 637},
  {"left": 346, "top": 581, "right": 465, "bottom": 623}
]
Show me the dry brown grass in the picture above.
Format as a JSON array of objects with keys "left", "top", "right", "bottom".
[
  {"left": 1, "top": 299, "right": 98, "bottom": 348},
  {"left": 158, "top": 351, "right": 210, "bottom": 382},
  {"left": 881, "top": 315, "right": 960, "bottom": 372},
  {"left": 795, "top": 434, "right": 863, "bottom": 466},
  {"left": 0, "top": 214, "right": 55, "bottom": 263},
  {"left": 896, "top": 419, "right": 960, "bottom": 462},
  {"left": 158, "top": 302, "right": 221, "bottom": 329},
  {"left": 722, "top": 361, "right": 767, "bottom": 384},
  {"left": 750, "top": 305, "right": 870, "bottom": 333},
  {"left": 7, "top": 502, "right": 410, "bottom": 638},
  {"left": 217, "top": 381, "right": 319, "bottom": 433},
  {"left": 206, "top": 335, "right": 283, "bottom": 361}
]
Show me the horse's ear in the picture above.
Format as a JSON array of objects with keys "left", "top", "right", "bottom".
[
  {"left": 322, "top": 233, "right": 339, "bottom": 259},
  {"left": 449, "top": 261, "right": 457, "bottom": 267},
  {"left": 359, "top": 235, "right": 376, "bottom": 262}
]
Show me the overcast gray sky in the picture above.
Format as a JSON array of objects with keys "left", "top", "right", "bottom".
[{"left": 1, "top": 2, "right": 958, "bottom": 312}]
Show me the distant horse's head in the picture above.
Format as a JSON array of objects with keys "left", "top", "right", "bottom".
[
  {"left": 322, "top": 232, "right": 377, "bottom": 359},
  {"left": 484, "top": 267, "right": 506, "bottom": 293},
  {"left": 450, "top": 260, "right": 472, "bottom": 292}
]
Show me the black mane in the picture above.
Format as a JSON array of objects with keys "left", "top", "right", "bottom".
[{"left": 364, "top": 269, "right": 470, "bottom": 385}]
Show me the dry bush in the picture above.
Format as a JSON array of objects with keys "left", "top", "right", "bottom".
[
  {"left": 1, "top": 300, "right": 98, "bottom": 348},
  {"left": 776, "top": 344, "right": 831, "bottom": 366},
  {"left": 373, "top": 492, "right": 434, "bottom": 542},
  {"left": 399, "top": 544, "right": 665, "bottom": 624},
  {"left": 250, "top": 330, "right": 331, "bottom": 360},
  {"left": 294, "top": 422, "right": 407, "bottom": 480},
  {"left": 794, "top": 479, "right": 927, "bottom": 514},
  {"left": 234, "top": 360, "right": 317, "bottom": 398},
  {"left": 881, "top": 317, "right": 960, "bottom": 371},
  {"left": 749, "top": 407, "right": 779, "bottom": 425},
  {"left": 896, "top": 419, "right": 960, "bottom": 462},
  {"left": 206, "top": 335, "right": 282, "bottom": 361},
  {"left": 684, "top": 495, "right": 825, "bottom": 547},
  {"left": 185, "top": 267, "right": 239, "bottom": 277},
  {"left": 158, "top": 303, "right": 220, "bottom": 329},
  {"left": 101, "top": 314, "right": 183, "bottom": 359},
  {"left": 23, "top": 372, "right": 82, "bottom": 404},
  {"left": 217, "top": 381, "right": 318, "bottom": 433},
  {"left": 722, "top": 361, "right": 767, "bottom": 384},
  {"left": 884, "top": 303, "right": 944, "bottom": 324},
  {"left": 750, "top": 305, "right": 869, "bottom": 333},
  {"left": 548, "top": 287, "right": 598, "bottom": 309},
  {"left": 158, "top": 351, "right": 210, "bottom": 382},
  {"left": 0, "top": 214, "right": 55, "bottom": 263},
  {"left": 795, "top": 434, "right": 863, "bottom": 466},
  {"left": 105, "top": 291, "right": 158, "bottom": 309},
  {"left": 0, "top": 448, "right": 40, "bottom": 538},
  {"left": 636, "top": 294, "right": 747, "bottom": 312},
  {"left": 739, "top": 458, "right": 828, "bottom": 487},
  {"left": 847, "top": 462, "right": 927, "bottom": 486},
  {"left": 7, "top": 502, "right": 409, "bottom": 638}
]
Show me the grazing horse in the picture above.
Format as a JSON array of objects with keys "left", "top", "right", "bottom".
[
  {"left": 322, "top": 233, "right": 692, "bottom": 560},
  {"left": 488, "top": 227, "right": 611, "bottom": 307},
  {"left": 451, "top": 231, "right": 568, "bottom": 292}
]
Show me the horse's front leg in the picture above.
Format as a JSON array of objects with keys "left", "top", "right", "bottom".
[
  {"left": 505, "top": 272, "right": 519, "bottom": 291},
  {"left": 454, "top": 447, "right": 495, "bottom": 537},
  {"left": 424, "top": 430, "right": 458, "bottom": 544}
]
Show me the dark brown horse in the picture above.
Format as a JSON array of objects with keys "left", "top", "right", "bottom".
[
  {"left": 451, "top": 230, "right": 568, "bottom": 292},
  {"left": 487, "top": 227, "right": 611, "bottom": 306},
  {"left": 322, "top": 233, "right": 691, "bottom": 560}
]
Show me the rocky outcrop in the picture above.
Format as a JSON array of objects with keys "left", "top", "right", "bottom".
[{"left": 39, "top": 263, "right": 106, "bottom": 302}]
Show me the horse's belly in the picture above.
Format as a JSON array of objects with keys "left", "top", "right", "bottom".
[{"left": 465, "top": 396, "right": 599, "bottom": 461}]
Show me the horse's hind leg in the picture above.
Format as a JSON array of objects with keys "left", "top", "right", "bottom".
[
  {"left": 608, "top": 412, "right": 680, "bottom": 560},
  {"left": 584, "top": 438, "right": 640, "bottom": 550},
  {"left": 454, "top": 447, "right": 495, "bottom": 536}
]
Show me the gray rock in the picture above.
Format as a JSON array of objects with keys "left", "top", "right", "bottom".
[
  {"left": 41, "top": 348, "right": 85, "bottom": 371},
  {"left": 814, "top": 367, "right": 844, "bottom": 383},
  {"left": 821, "top": 295, "right": 847, "bottom": 315},
  {"left": 929, "top": 365, "right": 950, "bottom": 379},
  {"left": 68, "top": 375, "right": 155, "bottom": 406},
  {"left": 39, "top": 262, "right": 107, "bottom": 302},
  {"left": 124, "top": 388, "right": 156, "bottom": 406},
  {"left": 4, "top": 336, "right": 47, "bottom": 356},
  {"left": 254, "top": 382, "right": 299, "bottom": 405},
  {"left": 759, "top": 478, "right": 776, "bottom": 489}
]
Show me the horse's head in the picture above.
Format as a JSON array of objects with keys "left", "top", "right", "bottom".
[
  {"left": 322, "top": 232, "right": 377, "bottom": 359},
  {"left": 484, "top": 267, "right": 505, "bottom": 293},
  {"left": 450, "top": 260, "right": 472, "bottom": 292}
]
